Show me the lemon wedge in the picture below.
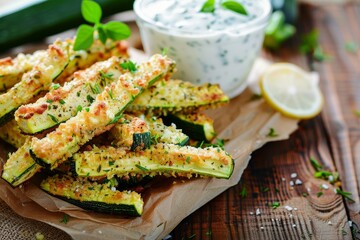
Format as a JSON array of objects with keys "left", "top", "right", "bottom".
[{"left": 260, "top": 63, "right": 323, "bottom": 119}]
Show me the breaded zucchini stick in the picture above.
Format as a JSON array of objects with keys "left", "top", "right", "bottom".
[{"left": 30, "top": 54, "right": 176, "bottom": 169}]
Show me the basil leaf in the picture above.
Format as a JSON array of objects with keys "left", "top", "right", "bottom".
[
  {"left": 221, "top": 0, "right": 248, "bottom": 15},
  {"left": 82, "top": 0, "right": 102, "bottom": 24},
  {"left": 200, "top": 0, "right": 215, "bottom": 13},
  {"left": 97, "top": 25, "right": 107, "bottom": 45},
  {"left": 104, "top": 21, "right": 131, "bottom": 40},
  {"left": 74, "top": 24, "right": 94, "bottom": 51}
]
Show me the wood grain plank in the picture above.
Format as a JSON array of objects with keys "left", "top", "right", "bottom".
[
  {"left": 171, "top": 120, "right": 351, "bottom": 240},
  {"left": 307, "top": 2, "right": 360, "bottom": 237}
]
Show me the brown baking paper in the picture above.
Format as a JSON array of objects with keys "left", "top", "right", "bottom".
[{"left": 0, "top": 57, "right": 299, "bottom": 240}]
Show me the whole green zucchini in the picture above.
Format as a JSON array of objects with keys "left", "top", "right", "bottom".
[{"left": 0, "top": 0, "right": 135, "bottom": 52}]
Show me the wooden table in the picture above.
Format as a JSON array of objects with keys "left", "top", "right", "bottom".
[
  {"left": 0, "top": 2, "right": 359, "bottom": 240},
  {"left": 170, "top": 2, "right": 360, "bottom": 239}
]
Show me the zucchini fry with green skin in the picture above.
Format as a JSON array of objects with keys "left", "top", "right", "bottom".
[
  {"left": 30, "top": 54, "right": 176, "bottom": 170},
  {"left": 162, "top": 112, "right": 216, "bottom": 142},
  {"left": 0, "top": 40, "right": 71, "bottom": 126},
  {"left": 0, "top": 50, "right": 47, "bottom": 92},
  {"left": 1, "top": 140, "right": 42, "bottom": 187},
  {"left": 0, "top": 120, "right": 29, "bottom": 148},
  {"left": 145, "top": 116, "right": 189, "bottom": 146},
  {"left": 0, "top": 40, "right": 127, "bottom": 92},
  {"left": 41, "top": 174, "right": 144, "bottom": 216},
  {"left": 110, "top": 115, "right": 151, "bottom": 151},
  {"left": 74, "top": 143, "right": 233, "bottom": 179},
  {"left": 127, "top": 79, "right": 229, "bottom": 115},
  {"left": 15, "top": 56, "right": 128, "bottom": 134},
  {"left": 54, "top": 40, "right": 128, "bottom": 86}
]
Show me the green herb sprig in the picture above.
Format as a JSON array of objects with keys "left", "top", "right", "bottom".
[
  {"left": 300, "top": 30, "right": 332, "bottom": 62},
  {"left": 267, "top": 128, "right": 278, "bottom": 137},
  {"left": 269, "top": 201, "right": 280, "bottom": 209},
  {"left": 60, "top": 214, "right": 70, "bottom": 224},
  {"left": 200, "top": 0, "right": 248, "bottom": 15},
  {"left": 264, "top": 11, "right": 296, "bottom": 50},
  {"left": 310, "top": 157, "right": 355, "bottom": 202},
  {"left": 74, "top": 0, "right": 131, "bottom": 51}
]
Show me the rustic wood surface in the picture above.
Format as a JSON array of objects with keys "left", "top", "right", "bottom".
[
  {"left": 0, "top": 2, "right": 359, "bottom": 240},
  {"left": 170, "top": 2, "right": 360, "bottom": 240}
]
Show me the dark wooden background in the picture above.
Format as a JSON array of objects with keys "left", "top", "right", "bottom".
[{"left": 170, "top": 2, "right": 360, "bottom": 240}]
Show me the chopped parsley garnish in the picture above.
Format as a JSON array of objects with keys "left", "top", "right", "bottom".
[
  {"left": 161, "top": 47, "right": 169, "bottom": 56},
  {"left": 73, "top": 0, "right": 131, "bottom": 51},
  {"left": 109, "top": 160, "right": 115, "bottom": 166},
  {"left": 108, "top": 112, "right": 123, "bottom": 125},
  {"left": 47, "top": 114, "right": 59, "bottom": 123},
  {"left": 270, "top": 201, "right": 280, "bottom": 209},
  {"left": 201, "top": 138, "right": 225, "bottom": 149},
  {"left": 249, "top": 93, "right": 262, "bottom": 101},
  {"left": 151, "top": 134, "right": 160, "bottom": 145},
  {"left": 344, "top": 41, "right": 358, "bottom": 53},
  {"left": 188, "top": 234, "right": 196, "bottom": 239},
  {"left": 186, "top": 156, "right": 191, "bottom": 163},
  {"left": 86, "top": 94, "right": 95, "bottom": 103},
  {"left": 59, "top": 99, "right": 65, "bottom": 104},
  {"left": 100, "top": 71, "right": 114, "bottom": 80},
  {"left": 317, "top": 191, "right": 323, "bottom": 197},
  {"left": 77, "top": 105, "right": 83, "bottom": 112},
  {"left": 90, "top": 83, "right": 101, "bottom": 94},
  {"left": 135, "top": 164, "right": 148, "bottom": 171},
  {"left": 310, "top": 157, "right": 322, "bottom": 172},
  {"left": 51, "top": 83, "right": 61, "bottom": 90},
  {"left": 336, "top": 188, "right": 355, "bottom": 202},
  {"left": 260, "top": 186, "right": 269, "bottom": 193},
  {"left": 60, "top": 214, "right": 69, "bottom": 224},
  {"left": 85, "top": 107, "right": 90, "bottom": 112},
  {"left": 267, "top": 128, "right": 278, "bottom": 137},
  {"left": 302, "top": 192, "right": 309, "bottom": 197},
  {"left": 107, "top": 89, "right": 114, "bottom": 99},
  {"left": 46, "top": 99, "right": 53, "bottom": 104},
  {"left": 240, "top": 186, "right": 247, "bottom": 198},
  {"left": 300, "top": 30, "right": 332, "bottom": 62},
  {"left": 120, "top": 60, "right": 137, "bottom": 73}
]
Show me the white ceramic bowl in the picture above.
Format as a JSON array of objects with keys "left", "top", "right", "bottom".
[{"left": 134, "top": 0, "right": 271, "bottom": 98}]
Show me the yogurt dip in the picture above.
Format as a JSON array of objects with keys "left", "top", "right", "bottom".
[{"left": 134, "top": 0, "right": 271, "bottom": 98}]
